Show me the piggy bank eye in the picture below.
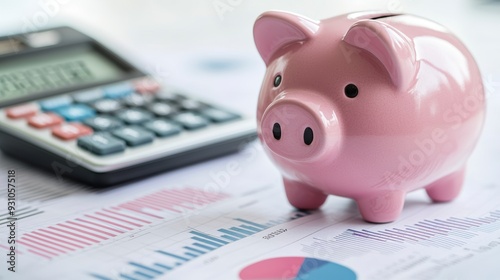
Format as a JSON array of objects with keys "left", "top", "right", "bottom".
[
  {"left": 273, "top": 75, "right": 282, "bottom": 87},
  {"left": 344, "top": 84, "right": 358, "bottom": 98}
]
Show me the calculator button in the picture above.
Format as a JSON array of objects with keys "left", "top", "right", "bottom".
[
  {"left": 179, "top": 99, "right": 206, "bottom": 111},
  {"left": 92, "top": 99, "right": 123, "bottom": 114},
  {"left": 134, "top": 78, "right": 160, "bottom": 94},
  {"left": 52, "top": 123, "right": 93, "bottom": 140},
  {"left": 39, "top": 96, "right": 73, "bottom": 111},
  {"left": 83, "top": 116, "right": 123, "bottom": 131},
  {"left": 155, "top": 91, "right": 184, "bottom": 103},
  {"left": 6, "top": 104, "right": 38, "bottom": 119},
  {"left": 112, "top": 126, "right": 154, "bottom": 147},
  {"left": 78, "top": 133, "right": 126, "bottom": 155},
  {"left": 148, "top": 102, "right": 178, "bottom": 117},
  {"left": 103, "top": 83, "right": 134, "bottom": 99},
  {"left": 200, "top": 108, "right": 240, "bottom": 123},
  {"left": 54, "top": 104, "right": 96, "bottom": 121},
  {"left": 172, "top": 112, "right": 209, "bottom": 130},
  {"left": 72, "top": 89, "right": 104, "bottom": 103},
  {"left": 123, "top": 94, "right": 153, "bottom": 107},
  {"left": 144, "top": 119, "right": 182, "bottom": 137},
  {"left": 28, "top": 113, "right": 63, "bottom": 128},
  {"left": 116, "top": 109, "right": 153, "bottom": 125}
]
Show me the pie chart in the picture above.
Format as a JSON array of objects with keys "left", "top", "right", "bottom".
[{"left": 239, "top": 257, "right": 356, "bottom": 280}]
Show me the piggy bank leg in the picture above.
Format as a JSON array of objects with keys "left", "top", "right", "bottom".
[
  {"left": 355, "top": 191, "right": 406, "bottom": 223},
  {"left": 425, "top": 168, "right": 465, "bottom": 202},
  {"left": 283, "top": 179, "right": 327, "bottom": 210}
]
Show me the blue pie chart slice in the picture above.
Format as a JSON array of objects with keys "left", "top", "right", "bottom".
[{"left": 239, "top": 257, "right": 357, "bottom": 280}]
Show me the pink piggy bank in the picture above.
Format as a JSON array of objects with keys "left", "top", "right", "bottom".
[{"left": 254, "top": 11, "right": 485, "bottom": 223}]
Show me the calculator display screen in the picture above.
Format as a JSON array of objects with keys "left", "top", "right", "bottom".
[{"left": 0, "top": 46, "right": 125, "bottom": 103}]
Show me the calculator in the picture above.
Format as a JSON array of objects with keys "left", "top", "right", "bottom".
[{"left": 0, "top": 27, "right": 256, "bottom": 186}]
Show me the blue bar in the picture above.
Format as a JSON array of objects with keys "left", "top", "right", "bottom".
[
  {"left": 190, "top": 231, "right": 229, "bottom": 245},
  {"left": 220, "top": 234, "right": 239, "bottom": 241},
  {"left": 90, "top": 274, "right": 113, "bottom": 280},
  {"left": 157, "top": 250, "right": 190, "bottom": 262},
  {"left": 193, "top": 242, "right": 216, "bottom": 251},
  {"left": 230, "top": 227, "right": 254, "bottom": 235},
  {"left": 185, "top": 252, "right": 197, "bottom": 258},
  {"left": 240, "top": 225, "right": 262, "bottom": 233},
  {"left": 184, "top": 246, "right": 205, "bottom": 255},
  {"left": 129, "top": 262, "right": 162, "bottom": 275},
  {"left": 134, "top": 271, "right": 154, "bottom": 279},
  {"left": 120, "top": 274, "right": 138, "bottom": 280},
  {"left": 234, "top": 218, "right": 268, "bottom": 229},
  {"left": 192, "top": 236, "right": 222, "bottom": 248},
  {"left": 218, "top": 228, "right": 245, "bottom": 238},
  {"left": 154, "top": 263, "right": 172, "bottom": 270}
]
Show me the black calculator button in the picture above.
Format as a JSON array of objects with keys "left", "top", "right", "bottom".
[
  {"left": 92, "top": 99, "right": 123, "bottom": 114},
  {"left": 172, "top": 112, "right": 209, "bottom": 130},
  {"left": 123, "top": 94, "right": 153, "bottom": 107},
  {"left": 143, "top": 119, "right": 182, "bottom": 137},
  {"left": 77, "top": 133, "right": 126, "bottom": 155},
  {"left": 148, "top": 102, "right": 178, "bottom": 117},
  {"left": 200, "top": 108, "right": 240, "bottom": 123},
  {"left": 72, "top": 89, "right": 104, "bottom": 104},
  {"left": 54, "top": 104, "right": 96, "bottom": 121},
  {"left": 39, "top": 95, "right": 73, "bottom": 111},
  {"left": 155, "top": 91, "right": 184, "bottom": 103},
  {"left": 83, "top": 116, "right": 123, "bottom": 131},
  {"left": 103, "top": 83, "right": 134, "bottom": 99},
  {"left": 178, "top": 99, "right": 206, "bottom": 111},
  {"left": 112, "top": 126, "right": 154, "bottom": 147},
  {"left": 116, "top": 109, "right": 153, "bottom": 125}
]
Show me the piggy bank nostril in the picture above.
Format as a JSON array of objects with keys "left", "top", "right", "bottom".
[
  {"left": 303, "top": 127, "right": 313, "bottom": 145},
  {"left": 272, "top": 123, "right": 281, "bottom": 140}
]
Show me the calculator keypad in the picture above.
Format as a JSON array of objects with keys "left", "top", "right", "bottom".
[{"left": 2, "top": 78, "right": 242, "bottom": 157}]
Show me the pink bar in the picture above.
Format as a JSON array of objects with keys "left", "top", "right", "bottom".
[
  {"left": 39, "top": 229, "right": 91, "bottom": 246},
  {"left": 17, "top": 240, "right": 58, "bottom": 257},
  {"left": 31, "top": 231, "right": 84, "bottom": 249},
  {"left": 24, "top": 233, "right": 74, "bottom": 252},
  {"left": 48, "top": 226, "right": 99, "bottom": 243},
  {"left": 69, "top": 220, "right": 117, "bottom": 237},
  {"left": 118, "top": 205, "right": 163, "bottom": 219},
  {"left": 85, "top": 214, "right": 134, "bottom": 231},
  {"left": 76, "top": 218, "right": 124, "bottom": 234},
  {"left": 168, "top": 189, "right": 214, "bottom": 205},
  {"left": 27, "top": 249, "right": 51, "bottom": 259},
  {"left": 20, "top": 237, "right": 67, "bottom": 254},
  {"left": 182, "top": 188, "right": 229, "bottom": 203},
  {"left": 138, "top": 196, "right": 183, "bottom": 213},
  {"left": 95, "top": 212, "right": 142, "bottom": 227},
  {"left": 124, "top": 200, "right": 163, "bottom": 211},
  {"left": 155, "top": 191, "right": 196, "bottom": 209},
  {"left": 58, "top": 223, "right": 108, "bottom": 240},
  {"left": 104, "top": 209, "right": 151, "bottom": 224}
]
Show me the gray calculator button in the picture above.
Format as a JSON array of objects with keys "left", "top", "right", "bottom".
[
  {"left": 116, "top": 109, "right": 153, "bottom": 124},
  {"left": 179, "top": 99, "right": 206, "bottom": 111},
  {"left": 73, "top": 89, "right": 104, "bottom": 103},
  {"left": 77, "top": 133, "right": 126, "bottom": 155},
  {"left": 123, "top": 94, "right": 153, "bottom": 107},
  {"left": 83, "top": 116, "right": 123, "bottom": 131},
  {"left": 93, "top": 99, "right": 123, "bottom": 114},
  {"left": 200, "top": 108, "right": 240, "bottom": 123},
  {"left": 172, "top": 112, "right": 209, "bottom": 130},
  {"left": 144, "top": 119, "right": 182, "bottom": 137},
  {"left": 112, "top": 126, "right": 154, "bottom": 146},
  {"left": 148, "top": 102, "right": 178, "bottom": 117},
  {"left": 155, "top": 91, "right": 183, "bottom": 103}
]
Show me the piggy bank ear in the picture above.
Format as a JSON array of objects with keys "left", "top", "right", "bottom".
[
  {"left": 254, "top": 11, "right": 318, "bottom": 65},
  {"left": 343, "top": 20, "right": 417, "bottom": 90}
]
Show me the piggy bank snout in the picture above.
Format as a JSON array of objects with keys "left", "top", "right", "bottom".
[{"left": 260, "top": 96, "right": 341, "bottom": 162}]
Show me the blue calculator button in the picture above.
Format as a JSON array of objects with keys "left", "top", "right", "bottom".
[
  {"left": 104, "top": 83, "right": 134, "bottom": 99},
  {"left": 39, "top": 96, "right": 73, "bottom": 111},
  {"left": 112, "top": 126, "right": 154, "bottom": 147},
  {"left": 78, "top": 133, "right": 126, "bottom": 155},
  {"left": 54, "top": 104, "right": 95, "bottom": 121},
  {"left": 73, "top": 89, "right": 104, "bottom": 103}
]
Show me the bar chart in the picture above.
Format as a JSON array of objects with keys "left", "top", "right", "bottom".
[{"left": 88, "top": 211, "right": 311, "bottom": 280}]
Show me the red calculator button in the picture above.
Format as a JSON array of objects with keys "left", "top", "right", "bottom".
[
  {"left": 52, "top": 123, "right": 93, "bottom": 140},
  {"left": 28, "top": 113, "right": 63, "bottom": 128},
  {"left": 134, "top": 79, "right": 160, "bottom": 94},
  {"left": 6, "top": 104, "right": 38, "bottom": 119}
]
